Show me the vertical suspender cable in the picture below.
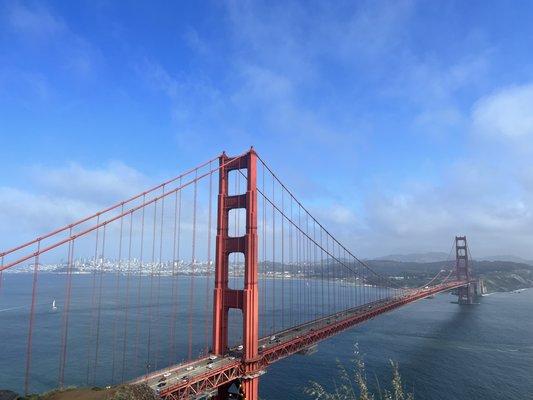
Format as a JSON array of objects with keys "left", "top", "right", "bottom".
[
  {"left": 320, "top": 228, "right": 324, "bottom": 318},
  {"left": 364, "top": 260, "right": 368, "bottom": 305},
  {"left": 326, "top": 233, "right": 330, "bottom": 315},
  {"left": 86, "top": 216, "right": 100, "bottom": 385},
  {"left": 335, "top": 239, "right": 337, "bottom": 310},
  {"left": 352, "top": 253, "right": 355, "bottom": 308},
  {"left": 271, "top": 175, "right": 275, "bottom": 334},
  {"left": 146, "top": 200, "right": 158, "bottom": 373},
  {"left": 59, "top": 229, "right": 75, "bottom": 387},
  {"left": 307, "top": 213, "right": 311, "bottom": 319},
  {"left": 260, "top": 164, "right": 268, "bottom": 335},
  {"left": 339, "top": 243, "right": 342, "bottom": 309},
  {"left": 155, "top": 186, "right": 166, "bottom": 369},
  {"left": 345, "top": 249, "right": 349, "bottom": 308},
  {"left": 188, "top": 170, "right": 198, "bottom": 360},
  {"left": 289, "top": 197, "right": 293, "bottom": 327},
  {"left": 111, "top": 205, "right": 124, "bottom": 383},
  {"left": 261, "top": 166, "right": 266, "bottom": 337},
  {"left": 93, "top": 223, "right": 107, "bottom": 385},
  {"left": 309, "top": 221, "right": 312, "bottom": 318},
  {"left": 332, "top": 239, "right": 336, "bottom": 312},
  {"left": 356, "top": 256, "right": 359, "bottom": 307},
  {"left": 171, "top": 179, "right": 182, "bottom": 362},
  {"left": 312, "top": 220, "right": 315, "bottom": 319},
  {"left": 134, "top": 196, "right": 146, "bottom": 371},
  {"left": 331, "top": 235, "right": 334, "bottom": 314},
  {"left": 281, "top": 187, "right": 285, "bottom": 329},
  {"left": 297, "top": 204, "right": 301, "bottom": 325},
  {"left": 24, "top": 240, "right": 40, "bottom": 395},
  {"left": 205, "top": 167, "right": 213, "bottom": 353},
  {"left": 121, "top": 211, "right": 134, "bottom": 381},
  {"left": 169, "top": 187, "right": 179, "bottom": 364}
]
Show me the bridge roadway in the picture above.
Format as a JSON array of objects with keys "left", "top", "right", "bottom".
[{"left": 133, "top": 280, "right": 470, "bottom": 399}]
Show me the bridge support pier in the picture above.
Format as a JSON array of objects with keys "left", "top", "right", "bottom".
[
  {"left": 459, "top": 283, "right": 476, "bottom": 305},
  {"left": 213, "top": 149, "right": 260, "bottom": 400},
  {"left": 242, "top": 377, "right": 259, "bottom": 400}
]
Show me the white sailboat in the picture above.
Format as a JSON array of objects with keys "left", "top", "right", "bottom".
[{"left": 52, "top": 299, "right": 58, "bottom": 310}]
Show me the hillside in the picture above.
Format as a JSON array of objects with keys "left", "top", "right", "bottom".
[{"left": 364, "top": 259, "right": 533, "bottom": 293}]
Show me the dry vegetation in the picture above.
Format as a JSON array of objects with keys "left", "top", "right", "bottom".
[
  {"left": 305, "top": 346, "right": 413, "bottom": 400},
  {"left": 19, "top": 384, "right": 158, "bottom": 400}
]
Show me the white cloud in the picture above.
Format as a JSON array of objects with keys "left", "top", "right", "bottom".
[
  {"left": 386, "top": 50, "right": 492, "bottom": 135},
  {"left": 340, "top": 156, "right": 533, "bottom": 259},
  {"left": 0, "top": 162, "right": 148, "bottom": 249},
  {"left": 184, "top": 28, "right": 210, "bottom": 56},
  {"left": 472, "top": 83, "right": 533, "bottom": 138},
  {"left": 327, "top": 0, "right": 415, "bottom": 61},
  {"left": 3, "top": 3, "right": 102, "bottom": 80},
  {"left": 33, "top": 162, "right": 148, "bottom": 204},
  {"left": 340, "top": 83, "right": 533, "bottom": 259},
  {"left": 137, "top": 59, "right": 181, "bottom": 99},
  {"left": 0, "top": 187, "right": 91, "bottom": 234},
  {"left": 314, "top": 203, "right": 358, "bottom": 227},
  {"left": 7, "top": 3, "right": 65, "bottom": 37}
]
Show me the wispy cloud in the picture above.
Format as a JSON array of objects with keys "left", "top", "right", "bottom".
[
  {"left": 0, "top": 69, "right": 50, "bottom": 103},
  {"left": 0, "top": 162, "right": 148, "bottom": 248},
  {"left": 31, "top": 162, "right": 148, "bottom": 204},
  {"left": 473, "top": 83, "right": 533, "bottom": 138},
  {"left": 6, "top": 2, "right": 65, "bottom": 37},
  {"left": 184, "top": 27, "right": 210, "bottom": 56},
  {"left": 355, "top": 161, "right": 533, "bottom": 257},
  {"left": 2, "top": 2, "right": 102, "bottom": 81}
]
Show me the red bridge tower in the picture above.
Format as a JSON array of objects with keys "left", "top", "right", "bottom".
[
  {"left": 212, "top": 149, "right": 260, "bottom": 400},
  {"left": 455, "top": 236, "right": 475, "bottom": 304}
]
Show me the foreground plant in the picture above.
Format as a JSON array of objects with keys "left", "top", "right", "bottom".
[{"left": 305, "top": 345, "right": 413, "bottom": 400}]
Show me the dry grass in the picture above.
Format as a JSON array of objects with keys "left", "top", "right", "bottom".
[
  {"left": 20, "top": 384, "right": 158, "bottom": 400},
  {"left": 305, "top": 345, "right": 414, "bottom": 400}
]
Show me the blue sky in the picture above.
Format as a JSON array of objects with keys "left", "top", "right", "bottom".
[{"left": 1, "top": 0, "right": 533, "bottom": 258}]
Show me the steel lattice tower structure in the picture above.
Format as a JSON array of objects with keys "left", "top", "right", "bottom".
[
  {"left": 213, "top": 148, "right": 260, "bottom": 400},
  {"left": 455, "top": 236, "right": 474, "bottom": 304}
]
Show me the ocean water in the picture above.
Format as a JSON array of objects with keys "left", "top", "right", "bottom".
[
  {"left": 0, "top": 274, "right": 532, "bottom": 399},
  {"left": 260, "top": 289, "right": 533, "bottom": 400}
]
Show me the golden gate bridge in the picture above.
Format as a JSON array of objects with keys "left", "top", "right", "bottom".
[{"left": 0, "top": 148, "right": 478, "bottom": 399}]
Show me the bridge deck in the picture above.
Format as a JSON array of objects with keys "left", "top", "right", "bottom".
[{"left": 133, "top": 280, "right": 469, "bottom": 399}]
